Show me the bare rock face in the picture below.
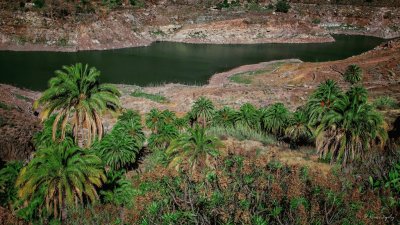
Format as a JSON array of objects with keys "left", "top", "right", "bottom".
[{"left": 0, "top": 84, "right": 41, "bottom": 163}]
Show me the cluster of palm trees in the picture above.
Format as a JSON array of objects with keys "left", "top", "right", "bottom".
[{"left": 4, "top": 62, "right": 389, "bottom": 221}]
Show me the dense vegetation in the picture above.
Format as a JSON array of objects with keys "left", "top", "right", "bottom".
[{"left": 0, "top": 63, "right": 399, "bottom": 224}]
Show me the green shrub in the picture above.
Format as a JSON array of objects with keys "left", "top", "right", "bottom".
[
  {"left": 0, "top": 161, "right": 23, "bottom": 208},
  {"left": 208, "top": 124, "right": 276, "bottom": 145},
  {"left": 0, "top": 101, "right": 11, "bottom": 110},
  {"left": 372, "top": 96, "right": 398, "bottom": 110},
  {"left": 344, "top": 64, "right": 363, "bottom": 85},
  {"left": 102, "top": 0, "right": 122, "bottom": 8},
  {"left": 131, "top": 90, "right": 168, "bottom": 103},
  {"left": 275, "top": 0, "right": 290, "bottom": 13},
  {"left": 33, "top": 0, "right": 45, "bottom": 8}
]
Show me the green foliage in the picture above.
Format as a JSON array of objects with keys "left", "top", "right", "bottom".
[
  {"left": 16, "top": 145, "right": 105, "bottom": 219},
  {"left": 385, "top": 161, "right": 400, "bottom": 194},
  {"left": 95, "top": 110, "right": 144, "bottom": 171},
  {"left": 261, "top": 102, "right": 290, "bottom": 136},
  {"left": 0, "top": 101, "right": 11, "bottom": 110},
  {"left": 275, "top": 0, "right": 290, "bottom": 13},
  {"left": 148, "top": 124, "right": 179, "bottom": 150},
  {"left": 131, "top": 90, "right": 168, "bottom": 103},
  {"left": 373, "top": 96, "right": 398, "bottom": 110},
  {"left": 35, "top": 63, "right": 121, "bottom": 147},
  {"left": 33, "top": 0, "right": 45, "bottom": 8},
  {"left": 33, "top": 114, "right": 75, "bottom": 149},
  {"left": 344, "top": 64, "right": 363, "bottom": 85},
  {"left": 306, "top": 79, "right": 344, "bottom": 127},
  {"left": 190, "top": 97, "right": 215, "bottom": 128},
  {"left": 207, "top": 124, "right": 276, "bottom": 145},
  {"left": 102, "top": 0, "right": 122, "bottom": 8},
  {"left": 316, "top": 87, "right": 387, "bottom": 166},
  {"left": 236, "top": 103, "right": 261, "bottom": 131},
  {"left": 100, "top": 171, "right": 135, "bottom": 207},
  {"left": 212, "top": 106, "right": 238, "bottom": 127},
  {"left": 134, "top": 155, "right": 380, "bottom": 224},
  {"left": 0, "top": 161, "right": 23, "bottom": 208},
  {"left": 167, "top": 125, "right": 221, "bottom": 171},
  {"left": 285, "top": 109, "right": 313, "bottom": 148}
]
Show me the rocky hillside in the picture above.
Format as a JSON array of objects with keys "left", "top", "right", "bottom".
[{"left": 0, "top": 0, "right": 399, "bottom": 51}]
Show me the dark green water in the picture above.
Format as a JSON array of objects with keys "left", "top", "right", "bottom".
[{"left": 0, "top": 35, "right": 383, "bottom": 91}]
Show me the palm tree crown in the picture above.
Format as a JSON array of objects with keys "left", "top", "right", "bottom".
[
  {"left": 344, "top": 64, "right": 362, "bottom": 85},
  {"left": 34, "top": 63, "right": 121, "bottom": 147},
  {"left": 16, "top": 144, "right": 105, "bottom": 218},
  {"left": 261, "top": 102, "right": 290, "bottom": 136},
  {"left": 306, "top": 79, "right": 343, "bottom": 127},
  {"left": 190, "top": 97, "right": 215, "bottom": 128}
]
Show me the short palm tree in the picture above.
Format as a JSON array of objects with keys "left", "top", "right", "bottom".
[
  {"left": 261, "top": 102, "right": 290, "bottom": 136},
  {"left": 212, "top": 106, "right": 238, "bottom": 127},
  {"left": 344, "top": 64, "right": 362, "bottom": 85},
  {"left": 190, "top": 97, "right": 215, "bottom": 128},
  {"left": 34, "top": 63, "right": 121, "bottom": 147},
  {"left": 95, "top": 130, "right": 141, "bottom": 171},
  {"left": 316, "top": 94, "right": 387, "bottom": 166},
  {"left": 306, "top": 79, "right": 344, "bottom": 127},
  {"left": 166, "top": 125, "right": 221, "bottom": 171},
  {"left": 285, "top": 109, "right": 313, "bottom": 147},
  {"left": 236, "top": 103, "right": 261, "bottom": 131},
  {"left": 16, "top": 144, "right": 105, "bottom": 219},
  {"left": 145, "top": 108, "right": 164, "bottom": 133},
  {"left": 148, "top": 124, "right": 179, "bottom": 150},
  {"left": 346, "top": 85, "right": 368, "bottom": 107},
  {"left": 115, "top": 110, "right": 145, "bottom": 147},
  {"left": 0, "top": 161, "right": 23, "bottom": 209}
]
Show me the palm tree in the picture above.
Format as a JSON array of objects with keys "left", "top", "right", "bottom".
[
  {"left": 236, "top": 103, "right": 261, "bottom": 131},
  {"left": 34, "top": 63, "right": 121, "bottom": 147},
  {"left": 344, "top": 64, "right": 362, "bottom": 85},
  {"left": 33, "top": 114, "right": 75, "bottom": 149},
  {"left": 16, "top": 144, "right": 105, "bottom": 219},
  {"left": 285, "top": 109, "right": 313, "bottom": 148},
  {"left": 315, "top": 93, "right": 387, "bottom": 166},
  {"left": 166, "top": 125, "right": 221, "bottom": 171},
  {"left": 346, "top": 85, "right": 368, "bottom": 107},
  {"left": 115, "top": 110, "right": 145, "bottom": 147},
  {"left": 261, "top": 102, "right": 290, "bottom": 136},
  {"left": 95, "top": 130, "right": 141, "bottom": 171},
  {"left": 306, "top": 80, "right": 344, "bottom": 127},
  {"left": 161, "top": 109, "right": 177, "bottom": 124},
  {"left": 190, "top": 97, "right": 215, "bottom": 128},
  {"left": 145, "top": 108, "right": 164, "bottom": 133},
  {"left": 212, "top": 106, "right": 238, "bottom": 127},
  {"left": 148, "top": 124, "right": 179, "bottom": 150}
]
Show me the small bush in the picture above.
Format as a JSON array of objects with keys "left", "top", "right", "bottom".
[
  {"left": 33, "top": 0, "right": 45, "bottom": 8},
  {"left": 372, "top": 96, "right": 398, "bottom": 110},
  {"left": 275, "top": 0, "right": 290, "bottom": 13},
  {"left": 131, "top": 90, "right": 168, "bottom": 103},
  {"left": 344, "top": 64, "right": 362, "bottom": 85}
]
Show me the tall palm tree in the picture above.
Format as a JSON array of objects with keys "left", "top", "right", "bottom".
[
  {"left": 306, "top": 79, "right": 343, "bottom": 127},
  {"left": 261, "top": 102, "right": 290, "bottom": 136},
  {"left": 16, "top": 144, "right": 105, "bottom": 219},
  {"left": 34, "top": 63, "right": 121, "bottom": 147},
  {"left": 190, "top": 97, "right": 215, "bottom": 128},
  {"left": 212, "top": 106, "right": 238, "bottom": 127},
  {"left": 344, "top": 64, "right": 362, "bottom": 85},
  {"left": 236, "top": 103, "right": 261, "bottom": 131},
  {"left": 166, "top": 125, "right": 221, "bottom": 171},
  {"left": 315, "top": 94, "right": 387, "bottom": 166}
]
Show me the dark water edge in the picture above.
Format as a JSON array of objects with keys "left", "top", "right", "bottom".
[{"left": 0, "top": 35, "right": 384, "bottom": 91}]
